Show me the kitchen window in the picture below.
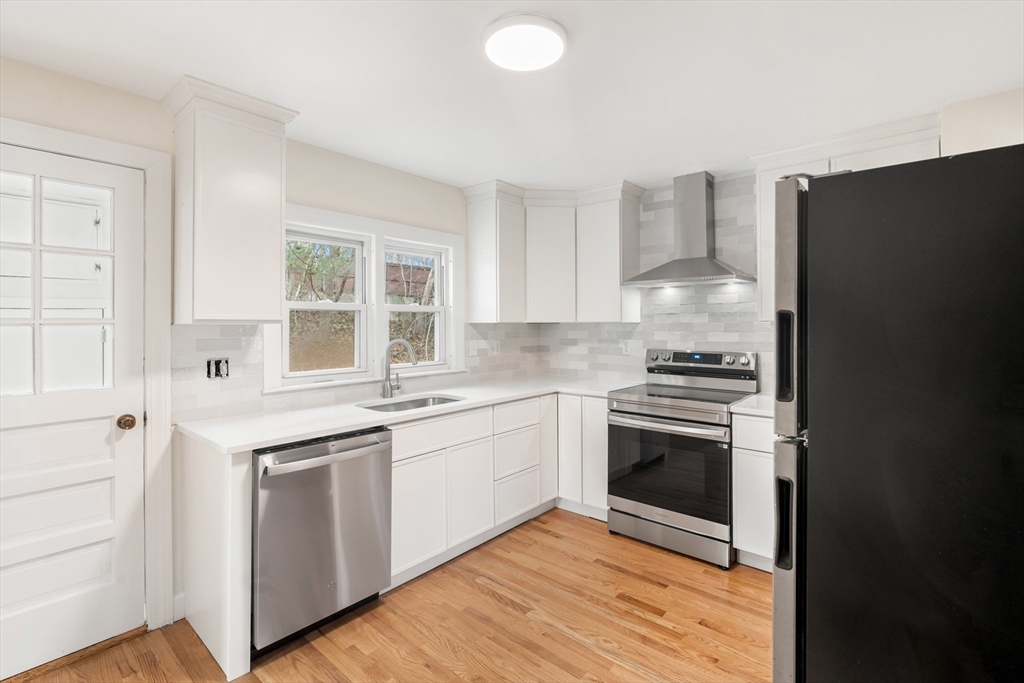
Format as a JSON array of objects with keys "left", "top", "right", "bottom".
[{"left": 264, "top": 204, "right": 464, "bottom": 392}]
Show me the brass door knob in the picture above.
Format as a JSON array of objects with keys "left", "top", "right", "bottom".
[{"left": 117, "top": 414, "right": 137, "bottom": 430}]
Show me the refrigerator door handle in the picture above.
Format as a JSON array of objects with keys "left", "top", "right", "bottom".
[{"left": 773, "top": 439, "right": 801, "bottom": 683}]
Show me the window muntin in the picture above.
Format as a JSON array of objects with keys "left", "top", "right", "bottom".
[{"left": 283, "top": 235, "right": 366, "bottom": 377}]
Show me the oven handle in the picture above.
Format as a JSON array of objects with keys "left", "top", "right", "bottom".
[{"left": 607, "top": 413, "right": 730, "bottom": 442}]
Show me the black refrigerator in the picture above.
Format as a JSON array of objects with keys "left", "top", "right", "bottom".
[{"left": 772, "top": 144, "right": 1024, "bottom": 683}]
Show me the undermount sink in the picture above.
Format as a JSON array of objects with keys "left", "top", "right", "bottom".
[{"left": 358, "top": 395, "right": 465, "bottom": 412}]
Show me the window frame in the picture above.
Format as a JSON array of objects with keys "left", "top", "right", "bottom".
[
  {"left": 281, "top": 228, "right": 369, "bottom": 382},
  {"left": 264, "top": 204, "right": 465, "bottom": 394}
]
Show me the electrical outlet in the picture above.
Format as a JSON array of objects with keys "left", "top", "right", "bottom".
[
  {"left": 493, "top": 340, "right": 501, "bottom": 354},
  {"left": 621, "top": 340, "right": 633, "bottom": 355},
  {"left": 207, "top": 358, "right": 229, "bottom": 378},
  {"left": 469, "top": 340, "right": 479, "bottom": 357}
]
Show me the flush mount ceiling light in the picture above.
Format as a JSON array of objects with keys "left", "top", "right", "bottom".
[{"left": 482, "top": 14, "right": 566, "bottom": 71}]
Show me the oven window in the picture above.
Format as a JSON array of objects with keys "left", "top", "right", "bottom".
[{"left": 608, "top": 421, "right": 730, "bottom": 525}]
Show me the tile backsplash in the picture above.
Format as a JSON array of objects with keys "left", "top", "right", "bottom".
[{"left": 170, "top": 169, "right": 772, "bottom": 425}]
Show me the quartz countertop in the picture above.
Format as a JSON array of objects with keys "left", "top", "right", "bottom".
[
  {"left": 730, "top": 392, "right": 775, "bottom": 419},
  {"left": 175, "top": 377, "right": 627, "bottom": 454}
]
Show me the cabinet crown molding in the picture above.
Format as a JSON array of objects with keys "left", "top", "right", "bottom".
[
  {"left": 749, "top": 113, "right": 939, "bottom": 169},
  {"left": 463, "top": 180, "right": 526, "bottom": 203},
  {"left": 162, "top": 75, "right": 299, "bottom": 124}
]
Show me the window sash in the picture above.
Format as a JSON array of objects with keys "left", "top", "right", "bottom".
[{"left": 283, "top": 230, "right": 368, "bottom": 378}]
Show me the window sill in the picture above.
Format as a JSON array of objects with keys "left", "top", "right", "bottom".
[{"left": 262, "top": 367, "right": 468, "bottom": 396}]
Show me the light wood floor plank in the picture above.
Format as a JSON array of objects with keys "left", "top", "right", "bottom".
[{"left": 10, "top": 509, "right": 771, "bottom": 683}]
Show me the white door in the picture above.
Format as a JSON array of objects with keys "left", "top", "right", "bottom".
[{"left": 0, "top": 143, "right": 146, "bottom": 679}]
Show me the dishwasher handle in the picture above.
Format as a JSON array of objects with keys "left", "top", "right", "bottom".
[{"left": 262, "top": 440, "right": 390, "bottom": 477}]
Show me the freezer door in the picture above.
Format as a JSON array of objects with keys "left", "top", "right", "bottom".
[
  {"left": 773, "top": 438, "right": 802, "bottom": 683},
  {"left": 774, "top": 177, "right": 804, "bottom": 438}
]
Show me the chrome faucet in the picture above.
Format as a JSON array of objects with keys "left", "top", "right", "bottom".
[{"left": 382, "top": 339, "right": 418, "bottom": 398}]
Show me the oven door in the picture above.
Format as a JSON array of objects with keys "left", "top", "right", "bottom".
[{"left": 607, "top": 412, "right": 731, "bottom": 541}]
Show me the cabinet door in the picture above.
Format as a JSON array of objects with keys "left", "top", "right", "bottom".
[
  {"left": 581, "top": 397, "right": 609, "bottom": 509},
  {"left": 557, "top": 394, "right": 582, "bottom": 503},
  {"left": 732, "top": 448, "right": 775, "bottom": 559},
  {"left": 497, "top": 199, "right": 526, "bottom": 322},
  {"left": 576, "top": 199, "right": 623, "bottom": 322},
  {"left": 193, "top": 113, "right": 285, "bottom": 322},
  {"left": 538, "top": 394, "right": 558, "bottom": 502},
  {"left": 526, "top": 206, "right": 576, "bottom": 322},
  {"left": 392, "top": 450, "right": 447, "bottom": 574},
  {"left": 756, "top": 159, "right": 830, "bottom": 321},
  {"left": 447, "top": 438, "right": 494, "bottom": 547}
]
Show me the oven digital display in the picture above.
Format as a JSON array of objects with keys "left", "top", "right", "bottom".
[{"left": 672, "top": 352, "right": 722, "bottom": 365}]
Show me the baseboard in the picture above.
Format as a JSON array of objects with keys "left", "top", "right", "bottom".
[
  {"left": 555, "top": 497, "right": 608, "bottom": 522},
  {"left": 1, "top": 625, "right": 148, "bottom": 683},
  {"left": 384, "top": 498, "right": 556, "bottom": 592},
  {"left": 173, "top": 591, "right": 186, "bottom": 622},
  {"left": 736, "top": 549, "right": 774, "bottom": 573}
]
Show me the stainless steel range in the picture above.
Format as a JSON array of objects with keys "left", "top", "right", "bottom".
[{"left": 607, "top": 349, "right": 758, "bottom": 569}]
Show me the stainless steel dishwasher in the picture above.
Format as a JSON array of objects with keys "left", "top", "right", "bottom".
[{"left": 252, "top": 426, "right": 391, "bottom": 651}]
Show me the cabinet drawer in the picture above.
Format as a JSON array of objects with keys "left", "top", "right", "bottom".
[
  {"left": 392, "top": 408, "right": 492, "bottom": 462},
  {"left": 494, "top": 425, "right": 540, "bottom": 480},
  {"left": 495, "top": 466, "right": 540, "bottom": 524},
  {"left": 493, "top": 398, "right": 540, "bottom": 434},
  {"left": 733, "top": 416, "right": 775, "bottom": 454}
]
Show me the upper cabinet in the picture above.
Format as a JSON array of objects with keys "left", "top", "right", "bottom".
[
  {"left": 752, "top": 114, "right": 941, "bottom": 321},
  {"left": 465, "top": 180, "right": 643, "bottom": 324},
  {"left": 163, "top": 76, "right": 298, "bottom": 324},
  {"left": 576, "top": 184, "right": 643, "bottom": 323},
  {"left": 464, "top": 181, "right": 527, "bottom": 323}
]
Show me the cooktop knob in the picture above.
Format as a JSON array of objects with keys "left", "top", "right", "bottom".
[
  {"left": 660, "top": 351, "right": 671, "bottom": 362},
  {"left": 649, "top": 351, "right": 659, "bottom": 362},
  {"left": 724, "top": 355, "right": 735, "bottom": 365},
  {"left": 740, "top": 356, "right": 750, "bottom": 366}
]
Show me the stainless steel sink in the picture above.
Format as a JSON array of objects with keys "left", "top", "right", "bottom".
[{"left": 359, "top": 395, "right": 465, "bottom": 412}]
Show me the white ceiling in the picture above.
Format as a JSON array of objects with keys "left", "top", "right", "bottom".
[{"left": 1, "top": 1, "right": 1021, "bottom": 189}]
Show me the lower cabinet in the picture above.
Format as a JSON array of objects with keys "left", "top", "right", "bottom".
[
  {"left": 538, "top": 394, "right": 558, "bottom": 502},
  {"left": 392, "top": 449, "right": 447, "bottom": 573},
  {"left": 495, "top": 466, "right": 541, "bottom": 524},
  {"left": 732, "top": 448, "right": 774, "bottom": 559},
  {"left": 581, "top": 397, "right": 609, "bottom": 510},
  {"left": 447, "top": 437, "right": 494, "bottom": 547},
  {"left": 557, "top": 394, "right": 583, "bottom": 503}
]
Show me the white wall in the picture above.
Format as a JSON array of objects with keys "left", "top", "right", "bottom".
[
  {"left": 941, "top": 87, "right": 1024, "bottom": 155},
  {"left": 0, "top": 56, "right": 467, "bottom": 235}
]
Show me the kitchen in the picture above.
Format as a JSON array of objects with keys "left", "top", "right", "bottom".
[{"left": 0, "top": 2, "right": 1021, "bottom": 683}]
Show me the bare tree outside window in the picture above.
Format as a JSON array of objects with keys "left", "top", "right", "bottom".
[{"left": 385, "top": 250, "right": 440, "bottom": 364}]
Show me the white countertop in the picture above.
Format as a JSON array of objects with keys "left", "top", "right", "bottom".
[
  {"left": 730, "top": 392, "right": 775, "bottom": 419},
  {"left": 176, "top": 378, "right": 625, "bottom": 454}
]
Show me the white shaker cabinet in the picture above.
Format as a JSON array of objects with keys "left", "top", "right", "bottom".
[
  {"left": 581, "top": 397, "right": 609, "bottom": 511},
  {"left": 557, "top": 394, "right": 583, "bottom": 503},
  {"left": 163, "top": 76, "right": 298, "bottom": 324},
  {"left": 464, "top": 182, "right": 526, "bottom": 323},
  {"left": 526, "top": 205, "right": 576, "bottom": 322},
  {"left": 576, "top": 194, "right": 642, "bottom": 323},
  {"left": 392, "top": 449, "right": 447, "bottom": 573},
  {"left": 538, "top": 394, "right": 559, "bottom": 502},
  {"left": 446, "top": 437, "right": 495, "bottom": 547},
  {"left": 732, "top": 448, "right": 775, "bottom": 560}
]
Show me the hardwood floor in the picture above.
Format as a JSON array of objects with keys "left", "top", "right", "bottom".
[{"left": 17, "top": 509, "right": 772, "bottom": 683}]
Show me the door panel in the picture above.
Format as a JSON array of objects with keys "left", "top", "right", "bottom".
[{"left": 0, "top": 144, "right": 145, "bottom": 679}]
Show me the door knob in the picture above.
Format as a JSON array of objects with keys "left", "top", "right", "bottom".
[{"left": 117, "top": 414, "right": 137, "bottom": 430}]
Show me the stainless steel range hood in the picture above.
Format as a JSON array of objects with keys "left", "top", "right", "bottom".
[{"left": 623, "top": 171, "right": 755, "bottom": 287}]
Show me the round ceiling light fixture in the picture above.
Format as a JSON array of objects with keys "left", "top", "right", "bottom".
[{"left": 482, "top": 14, "right": 567, "bottom": 71}]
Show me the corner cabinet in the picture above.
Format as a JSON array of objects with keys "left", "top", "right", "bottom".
[
  {"left": 465, "top": 180, "right": 644, "bottom": 324},
  {"left": 753, "top": 114, "right": 941, "bottom": 321},
  {"left": 163, "top": 76, "right": 298, "bottom": 324}
]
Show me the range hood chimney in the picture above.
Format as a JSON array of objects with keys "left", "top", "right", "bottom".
[{"left": 623, "top": 171, "right": 755, "bottom": 287}]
